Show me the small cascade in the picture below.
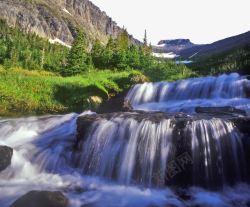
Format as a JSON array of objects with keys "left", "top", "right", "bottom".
[
  {"left": 75, "top": 113, "right": 248, "bottom": 188},
  {"left": 0, "top": 114, "right": 80, "bottom": 206},
  {"left": 126, "top": 73, "right": 250, "bottom": 113}
]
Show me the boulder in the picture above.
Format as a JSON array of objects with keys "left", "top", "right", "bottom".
[
  {"left": 10, "top": 191, "right": 69, "bottom": 207},
  {"left": 96, "top": 90, "right": 133, "bottom": 114},
  {"left": 195, "top": 106, "right": 247, "bottom": 116},
  {"left": 0, "top": 145, "right": 13, "bottom": 172}
]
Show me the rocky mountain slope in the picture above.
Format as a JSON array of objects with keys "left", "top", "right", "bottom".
[
  {"left": 154, "top": 31, "right": 250, "bottom": 60},
  {"left": 0, "top": 0, "right": 139, "bottom": 45},
  {"left": 180, "top": 31, "right": 250, "bottom": 59}
]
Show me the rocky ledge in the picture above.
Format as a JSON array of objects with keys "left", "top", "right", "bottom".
[{"left": 195, "top": 106, "right": 247, "bottom": 116}]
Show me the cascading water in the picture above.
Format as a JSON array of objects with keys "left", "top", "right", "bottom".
[
  {"left": 1, "top": 73, "right": 250, "bottom": 207},
  {"left": 0, "top": 113, "right": 79, "bottom": 206},
  {"left": 126, "top": 73, "right": 250, "bottom": 113},
  {"left": 75, "top": 113, "right": 248, "bottom": 188}
]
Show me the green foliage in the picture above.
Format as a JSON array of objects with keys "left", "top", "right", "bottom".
[
  {"left": 0, "top": 20, "right": 193, "bottom": 81},
  {"left": 0, "top": 20, "right": 69, "bottom": 73},
  {"left": 91, "top": 30, "right": 151, "bottom": 71},
  {"left": 141, "top": 59, "right": 196, "bottom": 82},
  {"left": 189, "top": 44, "right": 250, "bottom": 75},
  {"left": 0, "top": 67, "right": 145, "bottom": 116},
  {"left": 64, "top": 31, "right": 92, "bottom": 76}
]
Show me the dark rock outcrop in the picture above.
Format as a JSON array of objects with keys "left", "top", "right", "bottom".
[
  {"left": 96, "top": 90, "right": 133, "bottom": 114},
  {"left": 0, "top": 145, "right": 13, "bottom": 172},
  {"left": 195, "top": 106, "right": 247, "bottom": 116},
  {"left": 10, "top": 191, "right": 69, "bottom": 207},
  {"left": 0, "top": 0, "right": 74, "bottom": 45}
]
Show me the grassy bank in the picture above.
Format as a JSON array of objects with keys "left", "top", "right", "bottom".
[{"left": 0, "top": 67, "right": 147, "bottom": 116}]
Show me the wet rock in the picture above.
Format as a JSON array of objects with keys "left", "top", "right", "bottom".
[
  {"left": 96, "top": 90, "right": 133, "bottom": 114},
  {"left": 87, "top": 96, "right": 103, "bottom": 110},
  {"left": 175, "top": 188, "right": 192, "bottom": 201},
  {"left": 10, "top": 191, "right": 69, "bottom": 207},
  {"left": 0, "top": 145, "right": 13, "bottom": 172},
  {"left": 195, "top": 106, "right": 247, "bottom": 116}
]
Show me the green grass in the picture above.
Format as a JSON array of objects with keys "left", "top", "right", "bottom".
[{"left": 0, "top": 67, "right": 145, "bottom": 117}]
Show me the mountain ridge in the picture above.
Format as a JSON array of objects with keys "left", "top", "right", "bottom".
[
  {"left": 153, "top": 39, "right": 201, "bottom": 55},
  {"left": 0, "top": 0, "right": 140, "bottom": 45},
  {"left": 153, "top": 31, "right": 250, "bottom": 60}
]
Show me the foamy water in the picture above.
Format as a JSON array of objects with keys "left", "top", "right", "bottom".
[{"left": 127, "top": 73, "right": 250, "bottom": 114}]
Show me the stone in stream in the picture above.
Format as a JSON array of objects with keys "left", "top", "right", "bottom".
[
  {"left": 96, "top": 90, "right": 133, "bottom": 114},
  {"left": 195, "top": 106, "right": 247, "bottom": 116},
  {"left": 10, "top": 191, "right": 69, "bottom": 207},
  {"left": 0, "top": 145, "right": 13, "bottom": 172}
]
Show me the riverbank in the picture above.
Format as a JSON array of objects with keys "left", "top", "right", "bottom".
[
  {"left": 0, "top": 61, "right": 197, "bottom": 117},
  {"left": 0, "top": 67, "right": 148, "bottom": 117}
]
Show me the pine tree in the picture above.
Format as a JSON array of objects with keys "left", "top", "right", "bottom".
[
  {"left": 128, "top": 45, "right": 140, "bottom": 69},
  {"left": 143, "top": 29, "right": 148, "bottom": 47},
  {"left": 103, "top": 37, "right": 116, "bottom": 68},
  {"left": 64, "top": 30, "right": 89, "bottom": 76},
  {"left": 117, "top": 29, "right": 129, "bottom": 51},
  {"left": 91, "top": 39, "right": 105, "bottom": 69}
]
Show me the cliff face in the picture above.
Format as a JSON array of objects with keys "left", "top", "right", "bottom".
[{"left": 0, "top": 0, "right": 139, "bottom": 45}]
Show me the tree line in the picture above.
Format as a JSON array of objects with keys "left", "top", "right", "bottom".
[{"left": 0, "top": 20, "right": 192, "bottom": 80}]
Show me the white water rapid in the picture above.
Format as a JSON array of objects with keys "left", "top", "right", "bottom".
[
  {"left": 1, "top": 73, "right": 250, "bottom": 207},
  {"left": 127, "top": 73, "right": 250, "bottom": 114}
]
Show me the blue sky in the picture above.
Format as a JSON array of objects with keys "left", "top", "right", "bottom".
[{"left": 90, "top": 0, "right": 250, "bottom": 45}]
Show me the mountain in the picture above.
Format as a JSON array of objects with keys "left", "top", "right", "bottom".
[
  {"left": 180, "top": 31, "right": 250, "bottom": 59},
  {"left": 0, "top": 0, "right": 140, "bottom": 46},
  {"left": 153, "top": 39, "right": 201, "bottom": 55},
  {"left": 153, "top": 31, "right": 250, "bottom": 60}
]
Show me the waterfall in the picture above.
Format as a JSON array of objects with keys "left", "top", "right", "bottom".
[
  {"left": 126, "top": 73, "right": 250, "bottom": 113},
  {"left": 75, "top": 113, "right": 247, "bottom": 188},
  {"left": 1, "top": 73, "right": 250, "bottom": 207}
]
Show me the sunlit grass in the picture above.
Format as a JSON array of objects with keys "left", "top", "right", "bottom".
[{"left": 0, "top": 67, "right": 140, "bottom": 116}]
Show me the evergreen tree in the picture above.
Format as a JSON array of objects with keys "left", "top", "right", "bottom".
[
  {"left": 111, "top": 30, "right": 130, "bottom": 70},
  {"left": 143, "top": 29, "right": 148, "bottom": 47},
  {"left": 117, "top": 29, "right": 129, "bottom": 51},
  {"left": 91, "top": 39, "right": 105, "bottom": 69},
  {"left": 64, "top": 30, "right": 89, "bottom": 76},
  {"left": 128, "top": 45, "right": 140, "bottom": 69},
  {"left": 142, "top": 30, "right": 152, "bottom": 56},
  {"left": 103, "top": 37, "right": 116, "bottom": 68}
]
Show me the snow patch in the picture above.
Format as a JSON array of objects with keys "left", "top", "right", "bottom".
[
  {"left": 62, "top": 8, "right": 72, "bottom": 16},
  {"left": 176, "top": 60, "right": 193, "bottom": 64},
  {"left": 156, "top": 44, "right": 166, "bottom": 48},
  {"left": 49, "top": 38, "right": 72, "bottom": 48},
  {"left": 152, "top": 52, "right": 178, "bottom": 59}
]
